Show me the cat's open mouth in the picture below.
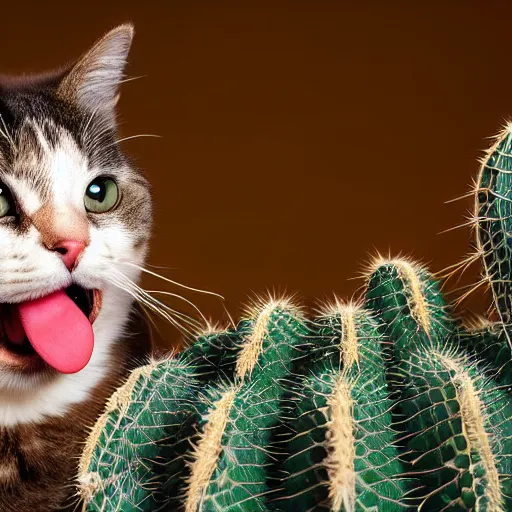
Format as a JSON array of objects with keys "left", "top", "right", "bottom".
[
  {"left": 0, "top": 286, "right": 102, "bottom": 372},
  {"left": 65, "top": 285, "right": 103, "bottom": 325}
]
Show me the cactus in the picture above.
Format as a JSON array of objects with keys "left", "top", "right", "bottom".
[
  {"left": 365, "top": 257, "right": 512, "bottom": 510},
  {"left": 183, "top": 298, "right": 308, "bottom": 511},
  {"left": 77, "top": 358, "right": 200, "bottom": 511},
  {"left": 77, "top": 124, "right": 512, "bottom": 511},
  {"left": 475, "top": 124, "right": 512, "bottom": 343},
  {"left": 278, "top": 302, "right": 410, "bottom": 511}
]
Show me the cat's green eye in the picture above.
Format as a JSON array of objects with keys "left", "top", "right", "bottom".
[
  {"left": 0, "top": 183, "right": 14, "bottom": 218},
  {"left": 84, "top": 178, "right": 119, "bottom": 213}
]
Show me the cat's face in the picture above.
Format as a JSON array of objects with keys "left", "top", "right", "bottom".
[{"left": 0, "top": 25, "right": 152, "bottom": 425}]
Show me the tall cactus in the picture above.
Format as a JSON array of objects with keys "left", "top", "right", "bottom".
[
  {"left": 475, "top": 124, "right": 512, "bottom": 344},
  {"left": 453, "top": 124, "right": 512, "bottom": 387}
]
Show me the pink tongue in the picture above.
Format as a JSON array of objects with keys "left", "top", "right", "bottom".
[{"left": 17, "top": 290, "right": 94, "bottom": 374}]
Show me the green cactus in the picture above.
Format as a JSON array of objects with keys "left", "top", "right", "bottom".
[
  {"left": 183, "top": 298, "right": 308, "bottom": 512},
  {"left": 77, "top": 358, "right": 200, "bottom": 511},
  {"left": 454, "top": 322, "right": 512, "bottom": 388},
  {"left": 278, "top": 302, "right": 410, "bottom": 511},
  {"left": 475, "top": 124, "right": 512, "bottom": 344},
  {"left": 452, "top": 124, "right": 512, "bottom": 384},
  {"left": 365, "top": 258, "right": 512, "bottom": 511},
  {"left": 180, "top": 323, "right": 242, "bottom": 383},
  {"left": 77, "top": 124, "right": 512, "bottom": 511}
]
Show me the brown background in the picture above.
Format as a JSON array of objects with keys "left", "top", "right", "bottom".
[{"left": 1, "top": 1, "right": 509, "bottom": 348}]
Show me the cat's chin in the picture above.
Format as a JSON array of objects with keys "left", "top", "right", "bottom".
[{"left": 0, "top": 286, "right": 102, "bottom": 374}]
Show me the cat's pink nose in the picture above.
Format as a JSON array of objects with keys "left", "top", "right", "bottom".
[{"left": 52, "top": 240, "right": 87, "bottom": 270}]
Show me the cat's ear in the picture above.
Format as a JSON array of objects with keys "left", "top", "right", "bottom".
[{"left": 57, "top": 24, "right": 134, "bottom": 117}]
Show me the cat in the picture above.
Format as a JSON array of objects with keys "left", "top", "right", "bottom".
[{"left": 0, "top": 24, "right": 153, "bottom": 511}]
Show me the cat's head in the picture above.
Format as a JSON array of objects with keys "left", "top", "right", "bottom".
[{"left": 0, "top": 25, "right": 152, "bottom": 423}]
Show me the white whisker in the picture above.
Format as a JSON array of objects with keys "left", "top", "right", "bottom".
[
  {"left": 116, "top": 260, "right": 224, "bottom": 300},
  {"left": 112, "top": 134, "right": 162, "bottom": 146},
  {"left": 80, "top": 105, "right": 101, "bottom": 142},
  {"left": 119, "top": 75, "right": 147, "bottom": 84},
  {"left": 112, "top": 278, "right": 196, "bottom": 337},
  {"left": 118, "top": 277, "right": 202, "bottom": 328},
  {"left": 107, "top": 270, "right": 204, "bottom": 336},
  {"left": 146, "top": 290, "right": 209, "bottom": 325},
  {"left": 107, "top": 274, "right": 184, "bottom": 328},
  {"left": 0, "top": 114, "right": 15, "bottom": 151}
]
